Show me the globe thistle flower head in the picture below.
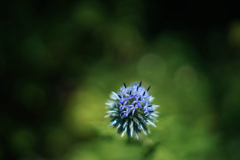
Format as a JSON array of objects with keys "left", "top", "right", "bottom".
[{"left": 105, "top": 81, "right": 159, "bottom": 139}]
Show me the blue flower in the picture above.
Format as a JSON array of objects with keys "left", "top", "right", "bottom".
[{"left": 105, "top": 81, "right": 159, "bottom": 139}]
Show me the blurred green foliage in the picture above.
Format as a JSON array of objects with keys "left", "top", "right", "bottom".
[{"left": 1, "top": 0, "right": 240, "bottom": 160}]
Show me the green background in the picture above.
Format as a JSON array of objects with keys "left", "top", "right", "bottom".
[{"left": 1, "top": 0, "right": 240, "bottom": 159}]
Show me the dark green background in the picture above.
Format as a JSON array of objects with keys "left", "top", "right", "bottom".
[{"left": 1, "top": 0, "right": 240, "bottom": 159}]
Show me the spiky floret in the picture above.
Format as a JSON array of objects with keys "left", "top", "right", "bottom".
[{"left": 105, "top": 82, "right": 159, "bottom": 139}]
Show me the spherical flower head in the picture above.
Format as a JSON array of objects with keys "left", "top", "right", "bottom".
[{"left": 105, "top": 81, "right": 159, "bottom": 139}]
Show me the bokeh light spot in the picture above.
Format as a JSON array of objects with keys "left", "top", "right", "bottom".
[
  {"left": 9, "top": 129, "right": 36, "bottom": 155},
  {"left": 174, "top": 65, "right": 198, "bottom": 91},
  {"left": 137, "top": 53, "right": 166, "bottom": 81}
]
